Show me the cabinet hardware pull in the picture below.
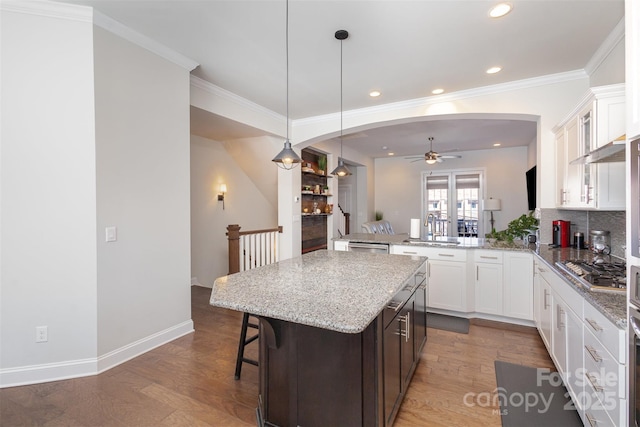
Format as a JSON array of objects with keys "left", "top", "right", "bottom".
[
  {"left": 476, "top": 265, "right": 479, "bottom": 281},
  {"left": 403, "top": 251, "right": 418, "bottom": 255},
  {"left": 479, "top": 256, "right": 498, "bottom": 259},
  {"left": 415, "top": 271, "right": 426, "bottom": 278},
  {"left": 438, "top": 253, "right": 454, "bottom": 257},
  {"left": 586, "top": 373, "right": 603, "bottom": 392},
  {"left": 585, "top": 412, "right": 597, "bottom": 427},
  {"left": 387, "top": 301, "right": 402, "bottom": 311},
  {"left": 543, "top": 289, "right": 550, "bottom": 309},
  {"left": 406, "top": 312, "right": 410, "bottom": 342},
  {"left": 556, "top": 305, "right": 565, "bottom": 330},
  {"left": 427, "top": 263, "right": 431, "bottom": 278},
  {"left": 585, "top": 345, "right": 602, "bottom": 363},
  {"left": 585, "top": 318, "right": 603, "bottom": 332}
]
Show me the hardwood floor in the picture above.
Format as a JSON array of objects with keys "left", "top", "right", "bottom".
[{"left": 0, "top": 286, "right": 554, "bottom": 426}]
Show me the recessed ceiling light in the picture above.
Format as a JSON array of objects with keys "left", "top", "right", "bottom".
[
  {"left": 388, "top": 152, "right": 394, "bottom": 156},
  {"left": 493, "top": 143, "right": 502, "bottom": 147},
  {"left": 382, "top": 146, "right": 388, "bottom": 150},
  {"left": 432, "top": 88, "right": 444, "bottom": 95},
  {"left": 369, "top": 90, "right": 381, "bottom": 97},
  {"left": 486, "top": 66, "right": 502, "bottom": 74},
  {"left": 489, "top": 3, "right": 512, "bottom": 18}
]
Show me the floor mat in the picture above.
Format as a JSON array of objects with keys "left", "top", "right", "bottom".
[{"left": 494, "top": 360, "right": 582, "bottom": 427}]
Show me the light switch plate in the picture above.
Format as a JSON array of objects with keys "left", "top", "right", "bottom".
[{"left": 105, "top": 226, "right": 117, "bottom": 242}]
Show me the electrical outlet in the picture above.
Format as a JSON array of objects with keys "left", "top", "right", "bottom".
[{"left": 36, "top": 326, "right": 48, "bottom": 343}]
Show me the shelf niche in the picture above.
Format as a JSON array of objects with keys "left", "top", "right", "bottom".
[{"left": 301, "top": 148, "right": 331, "bottom": 253}]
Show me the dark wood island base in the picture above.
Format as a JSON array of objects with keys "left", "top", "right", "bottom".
[{"left": 257, "top": 272, "right": 427, "bottom": 427}]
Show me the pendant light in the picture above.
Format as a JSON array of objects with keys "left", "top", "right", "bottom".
[
  {"left": 272, "top": 0, "right": 302, "bottom": 170},
  {"left": 330, "top": 30, "right": 352, "bottom": 177}
]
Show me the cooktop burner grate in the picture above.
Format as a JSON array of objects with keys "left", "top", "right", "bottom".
[{"left": 555, "top": 259, "right": 626, "bottom": 292}]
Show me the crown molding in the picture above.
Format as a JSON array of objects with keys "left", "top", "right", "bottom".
[
  {"left": 584, "top": 18, "right": 625, "bottom": 76},
  {"left": 295, "top": 69, "right": 588, "bottom": 127},
  {"left": 93, "top": 10, "right": 198, "bottom": 71},
  {"left": 0, "top": 0, "right": 92, "bottom": 22},
  {"left": 190, "top": 75, "right": 285, "bottom": 123}
]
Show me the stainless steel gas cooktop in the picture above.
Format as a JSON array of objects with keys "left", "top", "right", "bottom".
[{"left": 555, "top": 258, "right": 626, "bottom": 293}]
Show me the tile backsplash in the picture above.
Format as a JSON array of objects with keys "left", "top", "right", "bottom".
[{"left": 539, "top": 208, "right": 626, "bottom": 259}]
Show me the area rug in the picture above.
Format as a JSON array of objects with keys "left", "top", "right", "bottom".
[
  {"left": 494, "top": 360, "right": 582, "bottom": 427},
  {"left": 426, "top": 313, "right": 469, "bottom": 334}
]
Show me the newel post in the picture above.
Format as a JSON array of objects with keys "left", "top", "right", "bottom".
[{"left": 227, "top": 224, "right": 241, "bottom": 274}]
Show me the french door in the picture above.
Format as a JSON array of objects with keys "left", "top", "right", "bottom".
[{"left": 422, "top": 171, "right": 484, "bottom": 238}]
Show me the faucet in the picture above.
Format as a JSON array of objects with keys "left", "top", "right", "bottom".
[{"left": 425, "top": 213, "right": 436, "bottom": 239}]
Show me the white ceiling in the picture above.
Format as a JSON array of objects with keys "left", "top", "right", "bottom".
[{"left": 56, "top": 0, "right": 624, "bottom": 158}]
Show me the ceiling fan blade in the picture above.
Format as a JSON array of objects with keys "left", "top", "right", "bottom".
[
  {"left": 436, "top": 157, "right": 444, "bottom": 163},
  {"left": 404, "top": 156, "right": 424, "bottom": 159},
  {"left": 439, "top": 154, "right": 462, "bottom": 159},
  {"left": 410, "top": 158, "right": 424, "bottom": 163}
]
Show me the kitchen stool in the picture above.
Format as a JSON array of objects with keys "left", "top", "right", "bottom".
[{"left": 234, "top": 312, "right": 259, "bottom": 380}]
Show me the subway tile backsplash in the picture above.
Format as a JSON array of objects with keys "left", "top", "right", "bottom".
[{"left": 539, "top": 209, "right": 626, "bottom": 258}]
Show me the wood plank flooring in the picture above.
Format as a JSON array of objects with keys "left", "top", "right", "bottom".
[{"left": 0, "top": 286, "right": 554, "bottom": 426}]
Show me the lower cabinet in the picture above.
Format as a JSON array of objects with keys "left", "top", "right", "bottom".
[{"left": 533, "top": 256, "right": 627, "bottom": 427}]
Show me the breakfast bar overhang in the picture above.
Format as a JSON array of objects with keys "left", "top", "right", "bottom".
[{"left": 210, "top": 250, "right": 428, "bottom": 427}]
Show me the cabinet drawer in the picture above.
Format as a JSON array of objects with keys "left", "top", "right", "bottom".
[
  {"left": 583, "top": 376, "right": 625, "bottom": 427},
  {"left": 583, "top": 327, "right": 625, "bottom": 399},
  {"left": 391, "top": 245, "right": 430, "bottom": 257},
  {"left": 392, "top": 245, "right": 466, "bottom": 262},
  {"left": 583, "top": 301, "right": 625, "bottom": 363},
  {"left": 473, "top": 250, "right": 502, "bottom": 263}
]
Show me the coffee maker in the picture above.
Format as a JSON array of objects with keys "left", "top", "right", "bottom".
[{"left": 552, "top": 220, "right": 571, "bottom": 247}]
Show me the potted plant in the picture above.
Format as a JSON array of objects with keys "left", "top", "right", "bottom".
[
  {"left": 375, "top": 211, "right": 384, "bottom": 221},
  {"left": 317, "top": 156, "right": 327, "bottom": 175}
]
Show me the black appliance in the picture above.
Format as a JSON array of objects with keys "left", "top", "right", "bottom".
[
  {"left": 554, "top": 258, "right": 626, "bottom": 292},
  {"left": 525, "top": 165, "right": 536, "bottom": 211}
]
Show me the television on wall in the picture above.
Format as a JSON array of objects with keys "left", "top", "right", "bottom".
[{"left": 526, "top": 166, "right": 536, "bottom": 211}]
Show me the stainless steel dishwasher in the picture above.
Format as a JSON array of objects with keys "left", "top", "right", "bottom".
[{"left": 347, "top": 242, "right": 389, "bottom": 254}]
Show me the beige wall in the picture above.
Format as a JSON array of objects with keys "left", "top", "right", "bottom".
[{"left": 190, "top": 135, "right": 278, "bottom": 288}]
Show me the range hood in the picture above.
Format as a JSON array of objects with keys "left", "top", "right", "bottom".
[{"left": 570, "top": 134, "right": 626, "bottom": 165}]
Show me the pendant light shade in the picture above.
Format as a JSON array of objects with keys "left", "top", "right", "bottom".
[
  {"left": 272, "top": 0, "right": 301, "bottom": 170},
  {"left": 330, "top": 29, "right": 352, "bottom": 177}
]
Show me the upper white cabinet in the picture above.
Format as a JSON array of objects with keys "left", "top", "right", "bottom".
[
  {"left": 553, "top": 84, "right": 626, "bottom": 210},
  {"left": 627, "top": 0, "right": 640, "bottom": 139}
]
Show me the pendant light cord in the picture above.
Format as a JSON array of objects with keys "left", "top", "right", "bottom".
[
  {"left": 340, "top": 36, "right": 343, "bottom": 159},
  {"left": 286, "top": 0, "right": 289, "bottom": 142}
]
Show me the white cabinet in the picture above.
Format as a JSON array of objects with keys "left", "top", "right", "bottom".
[
  {"left": 553, "top": 85, "right": 626, "bottom": 210},
  {"left": 474, "top": 250, "right": 503, "bottom": 315},
  {"left": 565, "top": 307, "right": 584, "bottom": 417},
  {"left": 535, "top": 270, "right": 553, "bottom": 351},
  {"left": 392, "top": 245, "right": 469, "bottom": 312},
  {"left": 503, "top": 252, "right": 534, "bottom": 320},
  {"left": 627, "top": 0, "right": 640, "bottom": 139}
]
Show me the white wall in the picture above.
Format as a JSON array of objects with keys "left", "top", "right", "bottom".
[
  {"left": 94, "top": 27, "right": 192, "bottom": 357},
  {"left": 191, "top": 135, "right": 278, "bottom": 287},
  {"left": 375, "top": 146, "right": 529, "bottom": 236},
  {"left": 1, "top": 5, "right": 98, "bottom": 377},
  {"left": 589, "top": 31, "right": 625, "bottom": 87}
]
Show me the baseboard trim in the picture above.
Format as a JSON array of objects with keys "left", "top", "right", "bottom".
[
  {"left": 0, "top": 320, "right": 194, "bottom": 388},
  {"left": 97, "top": 320, "right": 194, "bottom": 374}
]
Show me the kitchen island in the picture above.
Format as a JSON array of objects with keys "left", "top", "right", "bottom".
[{"left": 210, "top": 250, "right": 427, "bottom": 427}]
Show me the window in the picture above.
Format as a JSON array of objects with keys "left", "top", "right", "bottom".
[{"left": 423, "top": 170, "right": 484, "bottom": 238}]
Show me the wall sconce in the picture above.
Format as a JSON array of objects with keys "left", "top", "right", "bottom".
[{"left": 218, "top": 184, "right": 227, "bottom": 210}]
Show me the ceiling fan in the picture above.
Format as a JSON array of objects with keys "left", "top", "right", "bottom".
[{"left": 405, "top": 137, "right": 462, "bottom": 164}]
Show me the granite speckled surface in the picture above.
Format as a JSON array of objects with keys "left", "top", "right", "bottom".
[
  {"left": 210, "top": 250, "right": 427, "bottom": 334},
  {"left": 534, "top": 245, "right": 627, "bottom": 329},
  {"left": 335, "top": 233, "right": 532, "bottom": 252},
  {"left": 337, "top": 233, "right": 627, "bottom": 329}
]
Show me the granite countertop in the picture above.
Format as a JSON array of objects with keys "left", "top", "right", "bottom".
[
  {"left": 336, "top": 232, "right": 534, "bottom": 252},
  {"left": 534, "top": 245, "right": 627, "bottom": 329},
  {"left": 336, "top": 233, "right": 627, "bottom": 328},
  {"left": 210, "top": 250, "right": 427, "bottom": 334}
]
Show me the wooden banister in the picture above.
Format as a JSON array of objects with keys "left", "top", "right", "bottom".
[{"left": 227, "top": 224, "right": 283, "bottom": 275}]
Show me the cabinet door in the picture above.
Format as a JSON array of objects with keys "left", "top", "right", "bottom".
[
  {"left": 538, "top": 275, "right": 553, "bottom": 351},
  {"left": 565, "top": 306, "right": 584, "bottom": 415},
  {"left": 383, "top": 318, "right": 401, "bottom": 426},
  {"left": 564, "top": 117, "right": 581, "bottom": 207},
  {"left": 579, "top": 104, "right": 596, "bottom": 208},
  {"left": 475, "top": 262, "right": 503, "bottom": 315},
  {"left": 413, "top": 276, "right": 427, "bottom": 357},
  {"left": 427, "top": 260, "right": 467, "bottom": 312},
  {"left": 552, "top": 295, "right": 567, "bottom": 374},
  {"left": 627, "top": 0, "right": 640, "bottom": 139},
  {"left": 555, "top": 129, "right": 567, "bottom": 206},
  {"left": 400, "top": 296, "right": 415, "bottom": 387},
  {"left": 503, "top": 252, "right": 533, "bottom": 320}
]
